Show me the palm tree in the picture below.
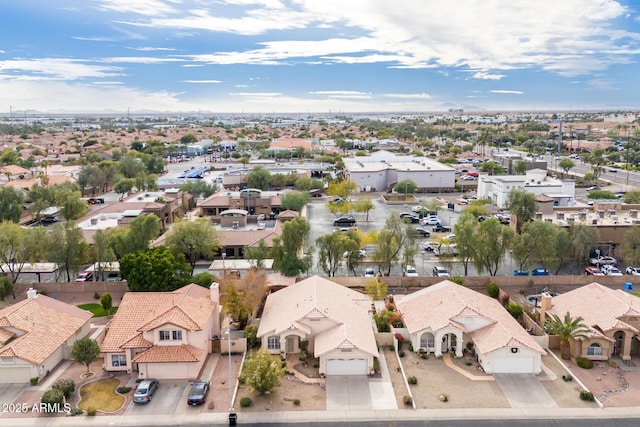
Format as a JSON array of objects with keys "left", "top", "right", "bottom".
[{"left": 545, "top": 312, "right": 591, "bottom": 360}]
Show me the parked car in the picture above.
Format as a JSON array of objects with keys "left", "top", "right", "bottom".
[
  {"left": 432, "top": 224, "right": 452, "bottom": 233},
  {"left": 584, "top": 266, "right": 605, "bottom": 276},
  {"left": 432, "top": 266, "right": 450, "bottom": 277},
  {"left": 531, "top": 268, "right": 549, "bottom": 276},
  {"left": 461, "top": 175, "right": 476, "bottom": 181},
  {"left": 422, "top": 216, "right": 442, "bottom": 226},
  {"left": 605, "top": 267, "right": 623, "bottom": 276},
  {"left": 587, "top": 185, "right": 601, "bottom": 191},
  {"left": 343, "top": 249, "right": 367, "bottom": 258},
  {"left": 75, "top": 272, "right": 94, "bottom": 282},
  {"left": 403, "top": 265, "right": 419, "bottom": 277},
  {"left": 422, "top": 241, "right": 437, "bottom": 251},
  {"left": 513, "top": 270, "right": 529, "bottom": 276},
  {"left": 414, "top": 227, "right": 431, "bottom": 237},
  {"left": 257, "top": 213, "right": 266, "bottom": 221},
  {"left": 133, "top": 379, "right": 159, "bottom": 404},
  {"left": 589, "top": 256, "right": 617, "bottom": 266},
  {"left": 333, "top": 216, "right": 356, "bottom": 226},
  {"left": 399, "top": 212, "right": 420, "bottom": 223},
  {"left": 40, "top": 216, "right": 58, "bottom": 224},
  {"left": 187, "top": 380, "right": 210, "bottom": 406},
  {"left": 363, "top": 267, "right": 376, "bottom": 278},
  {"left": 626, "top": 267, "right": 640, "bottom": 275},
  {"left": 466, "top": 172, "right": 479, "bottom": 177}
]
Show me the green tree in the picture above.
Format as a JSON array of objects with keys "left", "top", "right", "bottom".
[
  {"left": 180, "top": 180, "right": 217, "bottom": 199},
  {"left": 365, "top": 278, "right": 388, "bottom": 301},
  {"left": 240, "top": 349, "right": 285, "bottom": 394},
  {"left": 544, "top": 312, "right": 590, "bottom": 360},
  {"left": 0, "top": 276, "right": 14, "bottom": 301},
  {"left": 553, "top": 228, "right": 573, "bottom": 274},
  {"left": 569, "top": 223, "right": 599, "bottom": 267},
  {"left": 280, "top": 191, "right": 310, "bottom": 211},
  {"left": 47, "top": 222, "right": 89, "bottom": 282},
  {"left": 221, "top": 270, "right": 267, "bottom": 329},
  {"left": 506, "top": 188, "right": 537, "bottom": 233},
  {"left": 108, "top": 214, "right": 161, "bottom": 257},
  {"left": 623, "top": 226, "right": 640, "bottom": 267},
  {"left": 513, "top": 160, "right": 528, "bottom": 175},
  {"left": 244, "top": 238, "right": 270, "bottom": 269},
  {"left": 558, "top": 158, "right": 575, "bottom": 178},
  {"left": 70, "top": 338, "right": 101, "bottom": 373},
  {"left": 113, "top": 178, "right": 135, "bottom": 199},
  {"left": 353, "top": 197, "right": 375, "bottom": 222},
  {"left": 326, "top": 179, "right": 358, "bottom": 200},
  {"left": 54, "top": 185, "right": 87, "bottom": 221},
  {"left": 372, "top": 214, "right": 415, "bottom": 276},
  {"left": 0, "top": 222, "right": 46, "bottom": 284},
  {"left": 120, "top": 247, "right": 190, "bottom": 292},
  {"left": 472, "top": 217, "right": 514, "bottom": 276},
  {"left": 190, "top": 271, "right": 214, "bottom": 288},
  {"left": 394, "top": 179, "right": 417, "bottom": 198},
  {"left": 90, "top": 229, "right": 117, "bottom": 280},
  {"left": 317, "top": 230, "right": 361, "bottom": 277},
  {"left": 452, "top": 213, "right": 478, "bottom": 276},
  {"left": 517, "top": 220, "right": 558, "bottom": 270},
  {"left": 0, "top": 186, "right": 24, "bottom": 223},
  {"left": 27, "top": 183, "right": 55, "bottom": 220},
  {"left": 246, "top": 166, "right": 271, "bottom": 190},
  {"left": 623, "top": 190, "right": 640, "bottom": 204},
  {"left": 165, "top": 219, "right": 220, "bottom": 274},
  {"left": 100, "top": 292, "right": 113, "bottom": 317},
  {"left": 272, "top": 217, "right": 310, "bottom": 277},
  {"left": 478, "top": 161, "right": 505, "bottom": 175}
]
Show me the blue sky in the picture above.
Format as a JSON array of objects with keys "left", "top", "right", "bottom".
[{"left": 2, "top": 0, "right": 640, "bottom": 113}]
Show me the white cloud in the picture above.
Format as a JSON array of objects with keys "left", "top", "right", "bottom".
[
  {"left": 127, "top": 46, "right": 176, "bottom": 51},
  {"left": 490, "top": 90, "right": 524, "bottom": 95},
  {"left": 230, "top": 92, "right": 282, "bottom": 97},
  {"left": 0, "top": 58, "right": 122, "bottom": 80},
  {"left": 472, "top": 71, "right": 505, "bottom": 80},
  {"left": 310, "top": 91, "right": 371, "bottom": 99},
  {"left": 182, "top": 80, "right": 222, "bottom": 84},
  {"left": 95, "top": 0, "right": 178, "bottom": 16},
  {"left": 381, "top": 93, "right": 431, "bottom": 99}
]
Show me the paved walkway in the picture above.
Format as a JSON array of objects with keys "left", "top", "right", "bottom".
[{"left": 442, "top": 353, "right": 494, "bottom": 381}]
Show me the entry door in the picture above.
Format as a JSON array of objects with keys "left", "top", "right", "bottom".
[{"left": 286, "top": 336, "right": 296, "bottom": 353}]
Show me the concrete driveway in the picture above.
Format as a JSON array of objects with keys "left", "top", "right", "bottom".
[
  {"left": 0, "top": 383, "right": 27, "bottom": 410},
  {"left": 494, "top": 374, "right": 557, "bottom": 408},
  {"left": 126, "top": 380, "right": 189, "bottom": 415},
  {"left": 326, "top": 376, "right": 372, "bottom": 410}
]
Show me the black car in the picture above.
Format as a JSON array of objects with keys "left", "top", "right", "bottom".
[
  {"left": 399, "top": 212, "right": 420, "bottom": 223},
  {"left": 432, "top": 224, "right": 452, "bottom": 233},
  {"left": 40, "top": 216, "right": 58, "bottom": 224},
  {"left": 187, "top": 380, "right": 210, "bottom": 406},
  {"left": 414, "top": 227, "right": 431, "bottom": 237},
  {"left": 333, "top": 216, "right": 356, "bottom": 226}
]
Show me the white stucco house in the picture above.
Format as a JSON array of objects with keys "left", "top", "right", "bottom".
[
  {"left": 395, "top": 280, "right": 546, "bottom": 374},
  {"left": 477, "top": 169, "right": 575, "bottom": 209},
  {"left": 101, "top": 283, "right": 220, "bottom": 380},
  {"left": 0, "top": 288, "right": 93, "bottom": 383},
  {"left": 257, "top": 275, "right": 378, "bottom": 376}
]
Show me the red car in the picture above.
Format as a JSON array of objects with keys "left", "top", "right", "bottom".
[{"left": 584, "top": 266, "right": 604, "bottom": 276}]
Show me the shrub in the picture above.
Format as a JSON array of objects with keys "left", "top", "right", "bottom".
[
  {"left": 293, "top": 399, "right": 300, "bottom": 406},
  {"left": 244, "top": 325, "right": 258, "bottom": 349},
  {"left": 41, "top": 389, "right": 64, "bottom": 406},
  {"left": 420, "top": 352, "right": 428, "bottom": 359},
  {"left": 580, "top": 391, "right": 595, "bottom": 401},
  {"left": 70, "top": 408, "right": 83, "bottom": 416},
  {"left": 466, "top": 362, "right": 473, "bottom": 366},
  {"left": 486, "top": 282, "right": 500, "bottom": 299},
  {"left": 87, "top": 406, "right": 97, "bottom": 416},
  {"left": 407, "top": 376, "right": 418, "bottom": 385},
  {"left": 240, "top": 397, "right": 252, "bottom": 408},
  {"left": 576, "top": 357, "right": 594, "bottom": 369},
  {"left": 117, "top": 386, "right": 132, "bottom": 394},
  {"left": 562, "top": 374, "right": 573, "bottom": 382},
  {"left": 30, "top": 377, "right": 39, "bottom": 386},
  {"left": 52, "top": 378, "right": 75, "bottom": 398},
  {"left": 403, "top": 395, "right": 413, "bottom": 406},
  {"left": 449, "top": 276, "right": 464, "bottom": 286},
  {"left": 407, "top": 343, "right": 414, "bottom": 352},
  {"left": 399, "top": 351, "right": 405, "bottom": 358},
  {"left": 441, "top": 394, "right": 449, "bottom": 402},
  {"left": 93, "top": 291, "right": 100, "bottom": 300},
  {"left": 506, "top": 303, "right": 523, "bottom": 320}
]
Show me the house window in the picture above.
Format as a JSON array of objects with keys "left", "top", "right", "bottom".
[
  {"left": 267, "top": 335, "right": 280, "bottom": 350},
  {"left": 159, "top": 331, "right": 171, "bottom": 341},
  {"left": 587, "top": 343, "right": 603, "bottom": 356},
  {"left": 111, "top": 354, "right": 127, "bottom": 367},
  {"left": 172, "top": 330, "right": 183, "bottom": 341},
  {"left": 420, "top": 333, "right": 435, "bottom": 350}
]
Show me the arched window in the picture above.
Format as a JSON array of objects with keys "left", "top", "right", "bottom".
[
  {"left": 267, "top": 335, "right": 280, "bottom": 350},
  {"left": 587, "top": 342, "right": 602, "bottom": 356},
  {"left": 420, "top": 333, "right": 435, "bottom": 351}
]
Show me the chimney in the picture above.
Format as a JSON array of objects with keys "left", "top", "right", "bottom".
[
  {"left": 210, "top": 282, "right": 220, "bottom": 304},
  {"left": 539, "top": 292, "right": 553, "bottom": 325},
  {"left": 27, "top": 288, "right": 37, "bottom": 300}
]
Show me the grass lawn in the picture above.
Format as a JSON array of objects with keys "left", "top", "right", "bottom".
[
  {"left": 78, "top": 378, "right": 125, "bottom": 412},
  {"left": 77, "top": 303, "right": 117, "bottom": 317}
]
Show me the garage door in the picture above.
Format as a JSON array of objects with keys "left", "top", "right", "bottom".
[
  {"left": 326, "top": 358, "right": 367, "bottom": 375},
  {"left": 492, "top": 357, "right": 534, "bottom": 374},
  {"left": 0, "top": 367, "right": 32, "bottom": 383}
]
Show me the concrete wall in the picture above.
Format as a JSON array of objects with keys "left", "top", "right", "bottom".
[{"left": 24, "top": 281, "right": 129, "bottom": 295}]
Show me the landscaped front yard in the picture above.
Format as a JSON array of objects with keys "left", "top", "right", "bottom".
[{"left": 78, "top": 378, "right": 126, "bottom": 413}]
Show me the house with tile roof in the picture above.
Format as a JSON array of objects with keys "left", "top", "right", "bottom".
[
  {"left": 0, "top": 288, "right": 93, "bottom": 383},
  {"left": 257, "top": 275, "right": 378, "bottom": 376},
  {"left": 101, "top": 283, "right": 220, "bottom": 380},
  {"left": 540, "top": 283, "right": 640, "bottom": 362},
  {"left": 395, "top": 280, "right": 546, "bottom": 374}
]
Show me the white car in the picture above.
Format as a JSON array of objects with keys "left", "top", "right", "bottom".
[
  {"left": 422, "top": 217, "right": 442, "bottom": 226},
  {"left": 626, "top": 267, "right": 640, "bottom": 275},
  {"left": 589, "top": 256, "right": 617, "bottom": 266},
  {"left": 432, "top": 266, "right": 450, "bottom": 277},
  {"left": 423, "top": 241, "right": 437, "bottom": 251},
  {"left": 363, "top": 267, "right": 376, "bottom": 278},
  {"left": 461, "top": 175, "right": 476, "bottom": 181},
  {"left": 403, "top": 265, "right": 419, "bottom": 277},
  {"left": 605, "top": 267, "right": 623, "bottom": 276}
]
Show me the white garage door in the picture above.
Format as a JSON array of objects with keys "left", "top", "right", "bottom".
[
  {"left": 492, "top": 357, "right": 534, "bottom": 374},
  {"left": 326, "top": 358, "right": 367, "bottom": 375},
  {"left": 0, "top": 367, "right": 32, "bottom": 383}
]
